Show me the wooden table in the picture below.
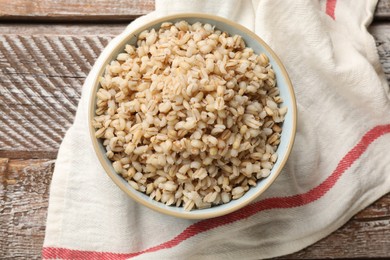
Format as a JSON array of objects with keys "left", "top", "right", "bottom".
[{"left": 0, "top": 0, "right": 389, "bottom": 259}]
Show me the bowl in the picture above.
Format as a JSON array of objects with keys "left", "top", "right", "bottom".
[{"left": 89, "top": 13, "right": 297, "bottom": 219}]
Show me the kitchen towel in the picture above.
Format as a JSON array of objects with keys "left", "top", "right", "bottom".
[{"left": 42, "top": 0, "right": 390, "bottom": 259}]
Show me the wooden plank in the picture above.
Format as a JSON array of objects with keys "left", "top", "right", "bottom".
[
  {"left": 376, "top": 0, "right": 390, "bottom": 20},
  {"left": 0, "top": 0, "right": 155, "bottom": 21},
  {"left": 0, "top": 159, "right": 55, "bottom": 259},
  {"left": 1, "top": 23, "right": 390, "bottom": 159},
  {"left": 0, "top": 31, "right": 116, "bottom": 159},
  {"left": 370, "top": 24, "right": 390, "bottom": 85},
  {"left": 0, "top": 0, "right": 388, "bottom": 22},
  {"left": 0, "top": 159, "right": 389, "bottom": 259},
  {"left": 0, "top": 23, "right": 125, "bottom": 36}
]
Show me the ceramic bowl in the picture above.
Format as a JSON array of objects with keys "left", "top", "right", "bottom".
[{"left": 89, "top": 13, "right": 297, "bottom": 219}]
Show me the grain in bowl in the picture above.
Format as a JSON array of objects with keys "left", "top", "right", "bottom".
[{"left": 92, "top": 19, "right": 288, "bottom": 212}]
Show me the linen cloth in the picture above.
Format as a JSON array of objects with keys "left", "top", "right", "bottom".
[{"left": 42, "top": 0, "right": 390, "bottom": 259}]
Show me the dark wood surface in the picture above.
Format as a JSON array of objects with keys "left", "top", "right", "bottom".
[
  {"left": 0, "top": 0, "right": 155, "bottom": 21},
  {"left": 0, "top": 1, "right": 390, "bottom": 259}
]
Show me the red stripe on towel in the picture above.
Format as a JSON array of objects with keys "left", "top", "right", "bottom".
[
  {"left": 42, "top": 124, "right": 390, "bottom": 259},
  {"left": 326, "top": 0, "right": 337, "bottom": 19}
]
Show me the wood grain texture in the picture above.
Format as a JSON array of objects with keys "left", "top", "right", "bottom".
[
  {"left": 0, "top": 32, "right": 114, "bottom": 159},
  {"left": 0, "top": 0, "right": 155, "bottom": 21},
  {"left": 376, "top": 0, "right": 390, "bottom": 20},
  {"left": 371, "top": 24, "right": 390, "bottom": 84},
  {"left": 0, "top": 0, "right": 388, "bottom": 21},
  {"left": 0, "top": 159, "right": 55, "bottom": 259},
  {"left": 0, "top": 159, "right": 389, "bottom": 259},
  {"left": 1, "top": 23, "right": 390, "bottom": 159},
  {"left": 0, "top": 23, "right": 125, "bottom": 36}
]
